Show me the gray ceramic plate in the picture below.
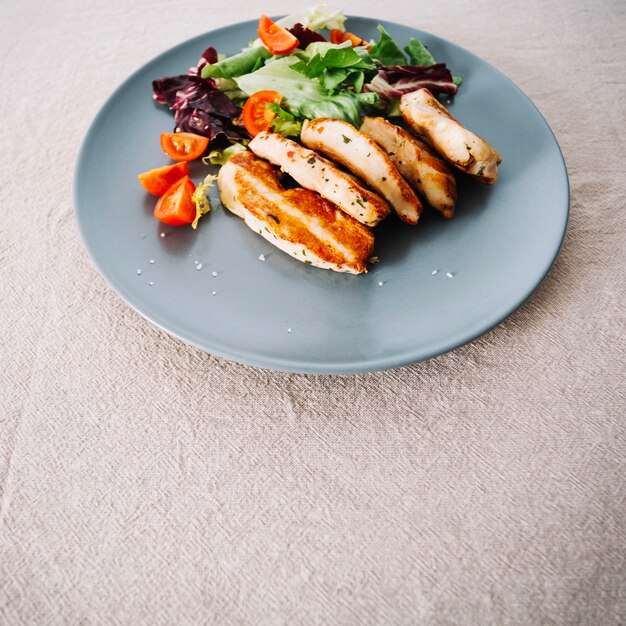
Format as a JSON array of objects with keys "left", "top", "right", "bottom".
[{"left": 74, "top": 17, "right": 569, "bottom": 374}]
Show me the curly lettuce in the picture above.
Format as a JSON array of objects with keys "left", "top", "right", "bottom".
[
  {"left": 273, "top": 4, "right": 346, "bottom": 33},
  {"left": 191, "top": 173, "right": 218, "bottom": 229},
  {"left": 266, "top": 103, "right": 303, "bottom": 137},
  {"left": 235, "top": 57, "right": 378, "bottom": 126},
  {"left": 203, "top": 143, "right": 248, "bottom": 166},
  {"left": 291, "top": 40, "right": 376, "bottom": 93}
]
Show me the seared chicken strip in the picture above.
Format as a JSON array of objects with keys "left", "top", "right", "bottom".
[
  {"left": 300, "top": 118, "right": 422, "bottom": 225},
  {"left": 360, "top": 116, "right": 457, "bottom": 219},
  {"left": 399, "top": 89, "right": 501, "bottom": 184},
  {"left": 249, "top": 131, "right": 391, "bottom": 227},
  {"left": 218, "top": 152, "right": 374, "bottom": 274}
]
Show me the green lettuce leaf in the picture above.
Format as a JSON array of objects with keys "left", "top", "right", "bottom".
[
  {"left": 386, "top": 99, "right": 401, "bottom": 117},
  {"left": 369, "top": 25, "right": 407, "bottom": 65},
  {"left": 201, "top": 46, "right": 270, "bottom": 79},
  {"left": 266, "top": 103, "right": 303, "bottom": 137},
  {"left": 344, "top": 69, "right": 365, "bottom": 94},
  {"left": 293, "top": 41, "right": 375, "bottom": 77},
  {"left": 319, "top": 67, "right": 350, "bottom": 91},
  {"left": 404, "top": 38, "right": 436, "bottom": 66}
]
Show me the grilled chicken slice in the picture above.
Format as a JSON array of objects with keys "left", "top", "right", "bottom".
[
  {"left": 399, "top": 89, "right": 501, "bottom": 184},
  {"left": 218, "top": 151, "right": 374, "bottom": 274},
  {"left": 360, "top": 116, "right": 457, "bottom": 219},
  {"left": 300, "top": 118, "right": 422, "bottom": 225},
  {"left": 249, "top": 131, "right": 391, "bottom": 227}
]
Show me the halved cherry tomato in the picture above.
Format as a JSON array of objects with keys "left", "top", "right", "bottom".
[
  {"left": 138, "top": 162, "right": 189, "bottom": 196},
  {"left": 154, "top": 176, "right": 196, "bottom": 225},
  {"left": 160, "top": 132, "right": 209, "bottom": 162},
  {"left": 330, "top": 29, "right": 370, "bottom": 49},
  {"left": 242, "top": 90, "right": 283, "bottom": 137},
  {"left": 258, "top": 15, "right": 300, "bottom": 55}
]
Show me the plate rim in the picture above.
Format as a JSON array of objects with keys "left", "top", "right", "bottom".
[{"left": 74, "top": 16, "right": 570, "bottom": 375}]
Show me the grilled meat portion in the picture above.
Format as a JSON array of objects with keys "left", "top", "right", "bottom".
[
  {"left": 300, "top": 118, "right": 422, "bottom": 225},
  {"left": 399, "top": 89, "right": 501, "bottom": 184},
  {"left": 249, "top": 131, "right": 391, "bottom": 227},
  {"left": 360, "top": 116, "right": 457, "bottom": 219},
  {"left": 217, "top": 151, "right": 374, "bottom": 274}
]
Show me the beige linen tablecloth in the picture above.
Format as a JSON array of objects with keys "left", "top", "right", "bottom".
[{"left": 1, "top": 0, "right": 625, "bottom": 623}]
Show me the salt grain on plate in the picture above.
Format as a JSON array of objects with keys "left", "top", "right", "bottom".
[
  {"left": 259, "top": 254, "right": 266, "bottom": 262},
  {"left": 378, "top": 281, "right": 384, "bottom": 287},
  {"left": 196, "top": 263, "right": 203, "bottom": 270},
  {"left": 211, "top": 291, "right": 216, "bottom": 296},
  {"left": 148, "top": 281, "right": 154, "bottom": 286},
  {"left": 136, "top": 269, "right": 142, "bottom": 275},
  {"left": 287, "top": 328, "right": 292, "bottom": 333},
  {"left": 432, "top": 270, "right": 438, "bottom": 275},
  {"left": 160, "top": 232, "right": 166, "bottom": 238},
  {"left": 446, "top": 272, "right": 454, "bottom": 278},
  {"left": 149, "top": 259, "right": 155, "bottom": 264},
  {"left": 211, "top": 271, "right": 218, "bottom": 277}
]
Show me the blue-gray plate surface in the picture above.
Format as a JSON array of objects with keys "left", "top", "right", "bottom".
[{"left": 75, "top": 17, "right": 569, "bottom": 374}]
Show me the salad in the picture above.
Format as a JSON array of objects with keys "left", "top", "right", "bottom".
[{"left": 138, "top": 5, "right": 462, "bottom": 228}]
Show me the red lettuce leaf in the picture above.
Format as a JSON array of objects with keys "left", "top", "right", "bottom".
[
  {"left": 365, "top": 63, "right": 458, "bottom": 99},
  {"left": 191, "top": 46, "right": 219, "bottom": 76},
  {"left": 288, "top": 23, "right": 326, "bottom": 47},
  {"left": 152, "top": 74, "right": 250, "bottom": 143},
  {"left": 200, "top": 46, "right": 218, "bottom": 65}
]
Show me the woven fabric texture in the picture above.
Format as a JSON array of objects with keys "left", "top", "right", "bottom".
[{"left": 1, "top": 0, "right": 625, "bottom": 623}]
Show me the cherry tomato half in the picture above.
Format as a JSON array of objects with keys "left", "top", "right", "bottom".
[
  {"left": 242, "top": 90, "right": 283, "bottom": 137},
  {"left": 153, "top": 176, "right": 196, "bottom": 225},
  {"left": 258, "top": 15, "right": 300, "bottom": 55},
  {"left": 160, "top": 132, "right": 209, "bottom": 162},
  {"left": 138, "top": 162, "right": 189, "bottom": 196}
]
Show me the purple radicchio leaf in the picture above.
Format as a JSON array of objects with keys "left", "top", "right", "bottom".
[
  {"left": 152, "top": 74, "right": 250, "bottom": 143},
  {"left": 288, "top": 23, "right": 327, "bottom": 47},
  {"left": 364, "top": 63, "right": 458, "bottom": 99},
  {"left": 201, "top": 46, "right": 219, "bottom": 65},
  {"left": 190, "top": 46, "right": 219, "bottom": 76}
]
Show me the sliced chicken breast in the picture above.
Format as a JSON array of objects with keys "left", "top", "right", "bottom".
[
  {"left": 300, "top": 118, "right": 422, "bottom": 225},
  {"left": 399, "top": 89, "right": 501, "bottom": 184},
  {"left": 217, "top": 151, "right": 374, "bottom": 274},
  {"left": 249, "top": 131, "right": 391, "bottom": 227},
  {"left": 360, "top": 116, "right": 457, "bottom": 219}
]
